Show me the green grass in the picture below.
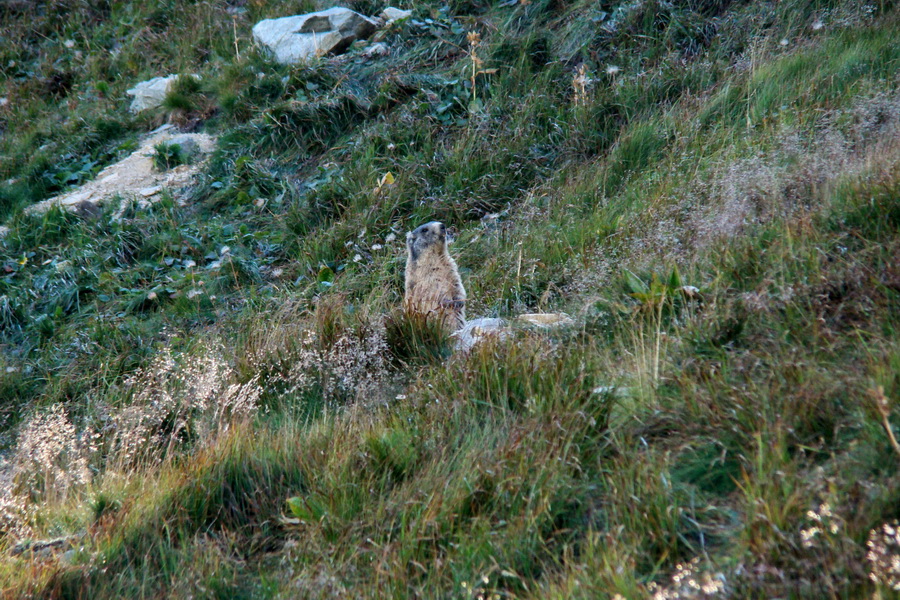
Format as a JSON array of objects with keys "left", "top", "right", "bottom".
[{"left": 1, "top": 0, "right": 900, "bottom": 598}]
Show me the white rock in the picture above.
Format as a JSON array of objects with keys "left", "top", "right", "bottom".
[
  {"left": 380, "top": 6, "right": 412, "bottom": 22},
  {"left": 125, "top": 75, "right": 179, "bottom": 113},
  {"left": 362, "top": 42, "right": 389, "bottom": 58},
  {"left": 517, "top": 313, "right": 575, "bottom": 328},
  {"left": 139, "top": 186, "right": 161, "bottom": 197},
  {"left": 252, "top": 7, "right": 379, "bottom": 64},
  {"left": 451, "top": 318, "right": 509, "bottom": 352},
  {"left": 150, "top": 123, "right": 176, "bottom": 135},
  {"left": 592, "top": 385, "right": 627, "bottom": 398},
  {"left": 60, "top": 190, "right": 93, "bottom": 206},
  {"left": 165, "top": 134, "right": 202, "bottom": 161}
]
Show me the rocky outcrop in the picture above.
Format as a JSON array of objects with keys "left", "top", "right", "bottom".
[
  {"left": 27, "top": 124, "right": 215, "bottom": 216},
  {"left": 252, "top": 7, "right": 380, "bottom": 64}
]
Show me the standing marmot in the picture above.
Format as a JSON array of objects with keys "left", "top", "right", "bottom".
[{"left": 404, "top": 221, "right": 466, "bottom": 333}]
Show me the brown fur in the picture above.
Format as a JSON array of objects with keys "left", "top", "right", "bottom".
[{"left": 404, "top": 221, "right": 466, "bottom": 332}]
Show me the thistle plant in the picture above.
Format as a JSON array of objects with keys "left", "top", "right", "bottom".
[
  {"left": 467, "top": 31, "right": 482, "bottom": 103},
  {"left": 465, "top": 31, "right": 496, "bottom": 109},
  {"left": 572, "top": 64, "right": 589, "bottom": 106}
]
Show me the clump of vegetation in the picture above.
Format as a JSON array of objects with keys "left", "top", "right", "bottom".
[
  {"left": 152, "top": 142, "right": 189, "bottom": 171},
  {"left": 0, "top": 1, "right": 899, "bottom": 598},
  {"left": 384, "top": 307, "right": 453, "bottom": 366}
]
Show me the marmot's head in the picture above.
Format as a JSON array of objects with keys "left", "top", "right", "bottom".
[{"left": 406, "top": 221, "right": 447, "bottom": 261}]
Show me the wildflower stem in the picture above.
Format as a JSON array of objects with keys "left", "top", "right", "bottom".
[
  {"left": 870, "top": 386, "right": 900, "bottom": 459},
  {"left": 881, "top": 412, "right": 900, "bottom": 458}
]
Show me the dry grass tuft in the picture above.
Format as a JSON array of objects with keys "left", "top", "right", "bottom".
[
  {"left": 101, "top": 346, "right": 260, "bottom": 472},
  {"left": 10, "top": 404, "right": 92, "bottom": 504}
]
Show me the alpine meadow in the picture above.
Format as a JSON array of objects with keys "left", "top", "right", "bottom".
[{"left": 1, "top": 0, "right": 899, "bottom": 598}]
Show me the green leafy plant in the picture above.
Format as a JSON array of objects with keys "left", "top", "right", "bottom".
[{"left": 152, "top": 142, "right": 188, "bottom": 171}]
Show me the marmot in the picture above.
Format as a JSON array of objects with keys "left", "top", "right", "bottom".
[{"left": 404, "top": 221, "right": 466, "bottom": 332}]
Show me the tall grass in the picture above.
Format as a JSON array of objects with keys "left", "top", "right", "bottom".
[{"left": 1, "top": 0, "right": 899, "bottom": 598}]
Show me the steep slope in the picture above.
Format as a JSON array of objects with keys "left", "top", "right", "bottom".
[{"left": 1, "top": 1, "right": 899, "bottom": 598}]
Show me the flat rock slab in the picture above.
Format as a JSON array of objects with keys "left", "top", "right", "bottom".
[
  {"left": 11, "top": 535, "right": 80, "bottom": 558},
  {"left": 451, "top": 313, "right": 577, "bottom": 352},
  {"left": 517, "top": 313, "right": 575, "bottom": 328},
  {"left": 27, "top": 124, "right": 216, "bottom": 216},
  {"left": 252, "top": 7, "right": 379, "bottom": 64}
]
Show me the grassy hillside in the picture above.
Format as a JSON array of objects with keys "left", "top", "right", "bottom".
[{"left": 1, "top": 0, "right": 899, "bottom": 598}]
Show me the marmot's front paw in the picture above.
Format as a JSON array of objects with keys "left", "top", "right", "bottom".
[{"left": 440, "top": 299, "right": 466, "bottom": 310}]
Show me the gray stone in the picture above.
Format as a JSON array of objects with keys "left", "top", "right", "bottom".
[
  {"left": 252, "top": 7, "right": 380, "bottom": 64},
  {"left": 125, "top": 75, "right": 200, "bottom": 113},
  {"left": 11, "top": 535, "right": 78, "bottom": 557},
  {"left": 516, "top": 313, "right": 575, "bottom": 328},
  {"left": 166, "top": 135, "right": 202, "bottom": 161},
  {"left": 451, "top": 318, "right": 509, "bottom": 353},
  {"left": 126, "top": 75, "right": 178, "bottom": 113},
  {"left": 380, "top": 7, "right": 412, "bottom": 22},
  {"left": 139, "top": 186, "right": 161, "bottom": 197},
  {"left": 362, "top": 42, "right": 390, "bottom": 58}
]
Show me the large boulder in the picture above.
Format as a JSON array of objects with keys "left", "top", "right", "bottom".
[{"left": 252, "top": 7, "right": 380, "bottom": 64}]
